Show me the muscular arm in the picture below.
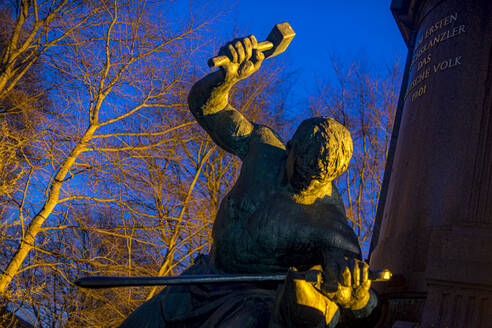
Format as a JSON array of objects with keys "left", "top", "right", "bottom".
[
  {"left": 188, "top": 35, "right": 264, "bottom": 160},
  {"left": 188, "top": 70, "right": 254, "bottom": 159}
]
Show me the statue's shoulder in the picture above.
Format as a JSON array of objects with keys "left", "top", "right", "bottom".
[
  {"left": 238, "top": 124, "right": 286, "bottom": 181},
  {"left": 249, "top": 124, "right": 286, "bottom": 150}
]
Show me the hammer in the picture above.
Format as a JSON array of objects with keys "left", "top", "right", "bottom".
[{"left": 208, "top": 22, "right": 296, "bottom": 68}]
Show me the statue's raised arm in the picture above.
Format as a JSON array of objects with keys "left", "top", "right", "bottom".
[
  {"left": 118, "top": 23, "right": 389, "bottom": 328},
  {"left": 188, "top": 36, "right": 264, "bottom": 160}
]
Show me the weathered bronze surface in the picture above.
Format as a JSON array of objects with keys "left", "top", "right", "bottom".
[{"left": 120, "top": 27, "right": 381, "bottom": 328}]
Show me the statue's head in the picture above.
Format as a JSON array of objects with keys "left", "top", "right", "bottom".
[{"left": 286, "top": 117, "right": 353, "bottom": 193}]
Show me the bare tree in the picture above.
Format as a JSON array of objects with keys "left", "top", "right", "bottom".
[
  {"left": 309, "top": 57, "right": 401, "bottom": 253},
  {"left": 0, "top": 0, "right": 296, "bottom": 325},
  {"left": 0, "top": 0, "right": 104, "bottom": 99},
  {"left": 0, "top": 0, "right": 211, "bottom": 295}
]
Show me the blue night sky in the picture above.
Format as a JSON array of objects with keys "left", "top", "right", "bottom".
[{"left": 194, "top": 0, "right": 407, "bottom": 105}]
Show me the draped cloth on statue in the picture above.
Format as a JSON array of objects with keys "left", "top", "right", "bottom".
[{"left": 119, "top": 255, "right": 278, "bottom": 328}]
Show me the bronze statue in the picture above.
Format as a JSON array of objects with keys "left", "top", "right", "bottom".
[{"left": 120, "top": 27, "right": 380, "bottom": 328}]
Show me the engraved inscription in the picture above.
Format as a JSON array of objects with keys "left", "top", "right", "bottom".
[
  {"left": 412, "top": 24, "right": 465, "bottom": 67},
  {"left": 411, "top": 85, "right": 427, "bottom": 102},
  {"left": 417, "top": 53, "right": 432, "bottom": 72},
  {"left": 433, "top": 56, "right": 462, "bottom": 72},
  {"left": 408, "top": 68, "right": 430, "bottom": 92},
  {"left": 423, "top": 12, "right": 458, "bottom": 40},
  {"left": 405, "top": 12, "right": 466, "bottom": 103}
]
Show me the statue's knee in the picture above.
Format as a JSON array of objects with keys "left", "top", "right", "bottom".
[{"left": 216, "top": 296, "right": 274, "bottom": 328}]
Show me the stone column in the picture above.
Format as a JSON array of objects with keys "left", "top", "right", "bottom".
[{"left": 370, "top": 0, "right": 492, "bottom": 326}]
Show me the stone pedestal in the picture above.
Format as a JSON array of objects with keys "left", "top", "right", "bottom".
[{"left": 370, "top": 0, "right": 492, "bottom": 326}]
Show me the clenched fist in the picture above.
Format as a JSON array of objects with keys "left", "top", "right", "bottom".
[
  {"left": 322, "top": 256, "right": 372, "bottom": 311},
  {"left": 218, "top": 35, "right": 265, "bottom": 83}
]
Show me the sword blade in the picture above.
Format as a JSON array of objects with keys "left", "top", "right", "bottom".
[
  {"left": 74, "top": 269, "right": 391, "bottom": 289},
  {"left": 75, "top": 273, "right": 288, "bottom": 289}
]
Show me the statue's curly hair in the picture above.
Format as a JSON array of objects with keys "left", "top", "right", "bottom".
[{"left": 287, "top": 117, "right": 353, "bottom": 192}]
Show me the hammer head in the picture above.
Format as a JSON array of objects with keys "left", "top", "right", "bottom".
[{"left": 263, "top": 22, "right": 296, "bottom": 59}]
